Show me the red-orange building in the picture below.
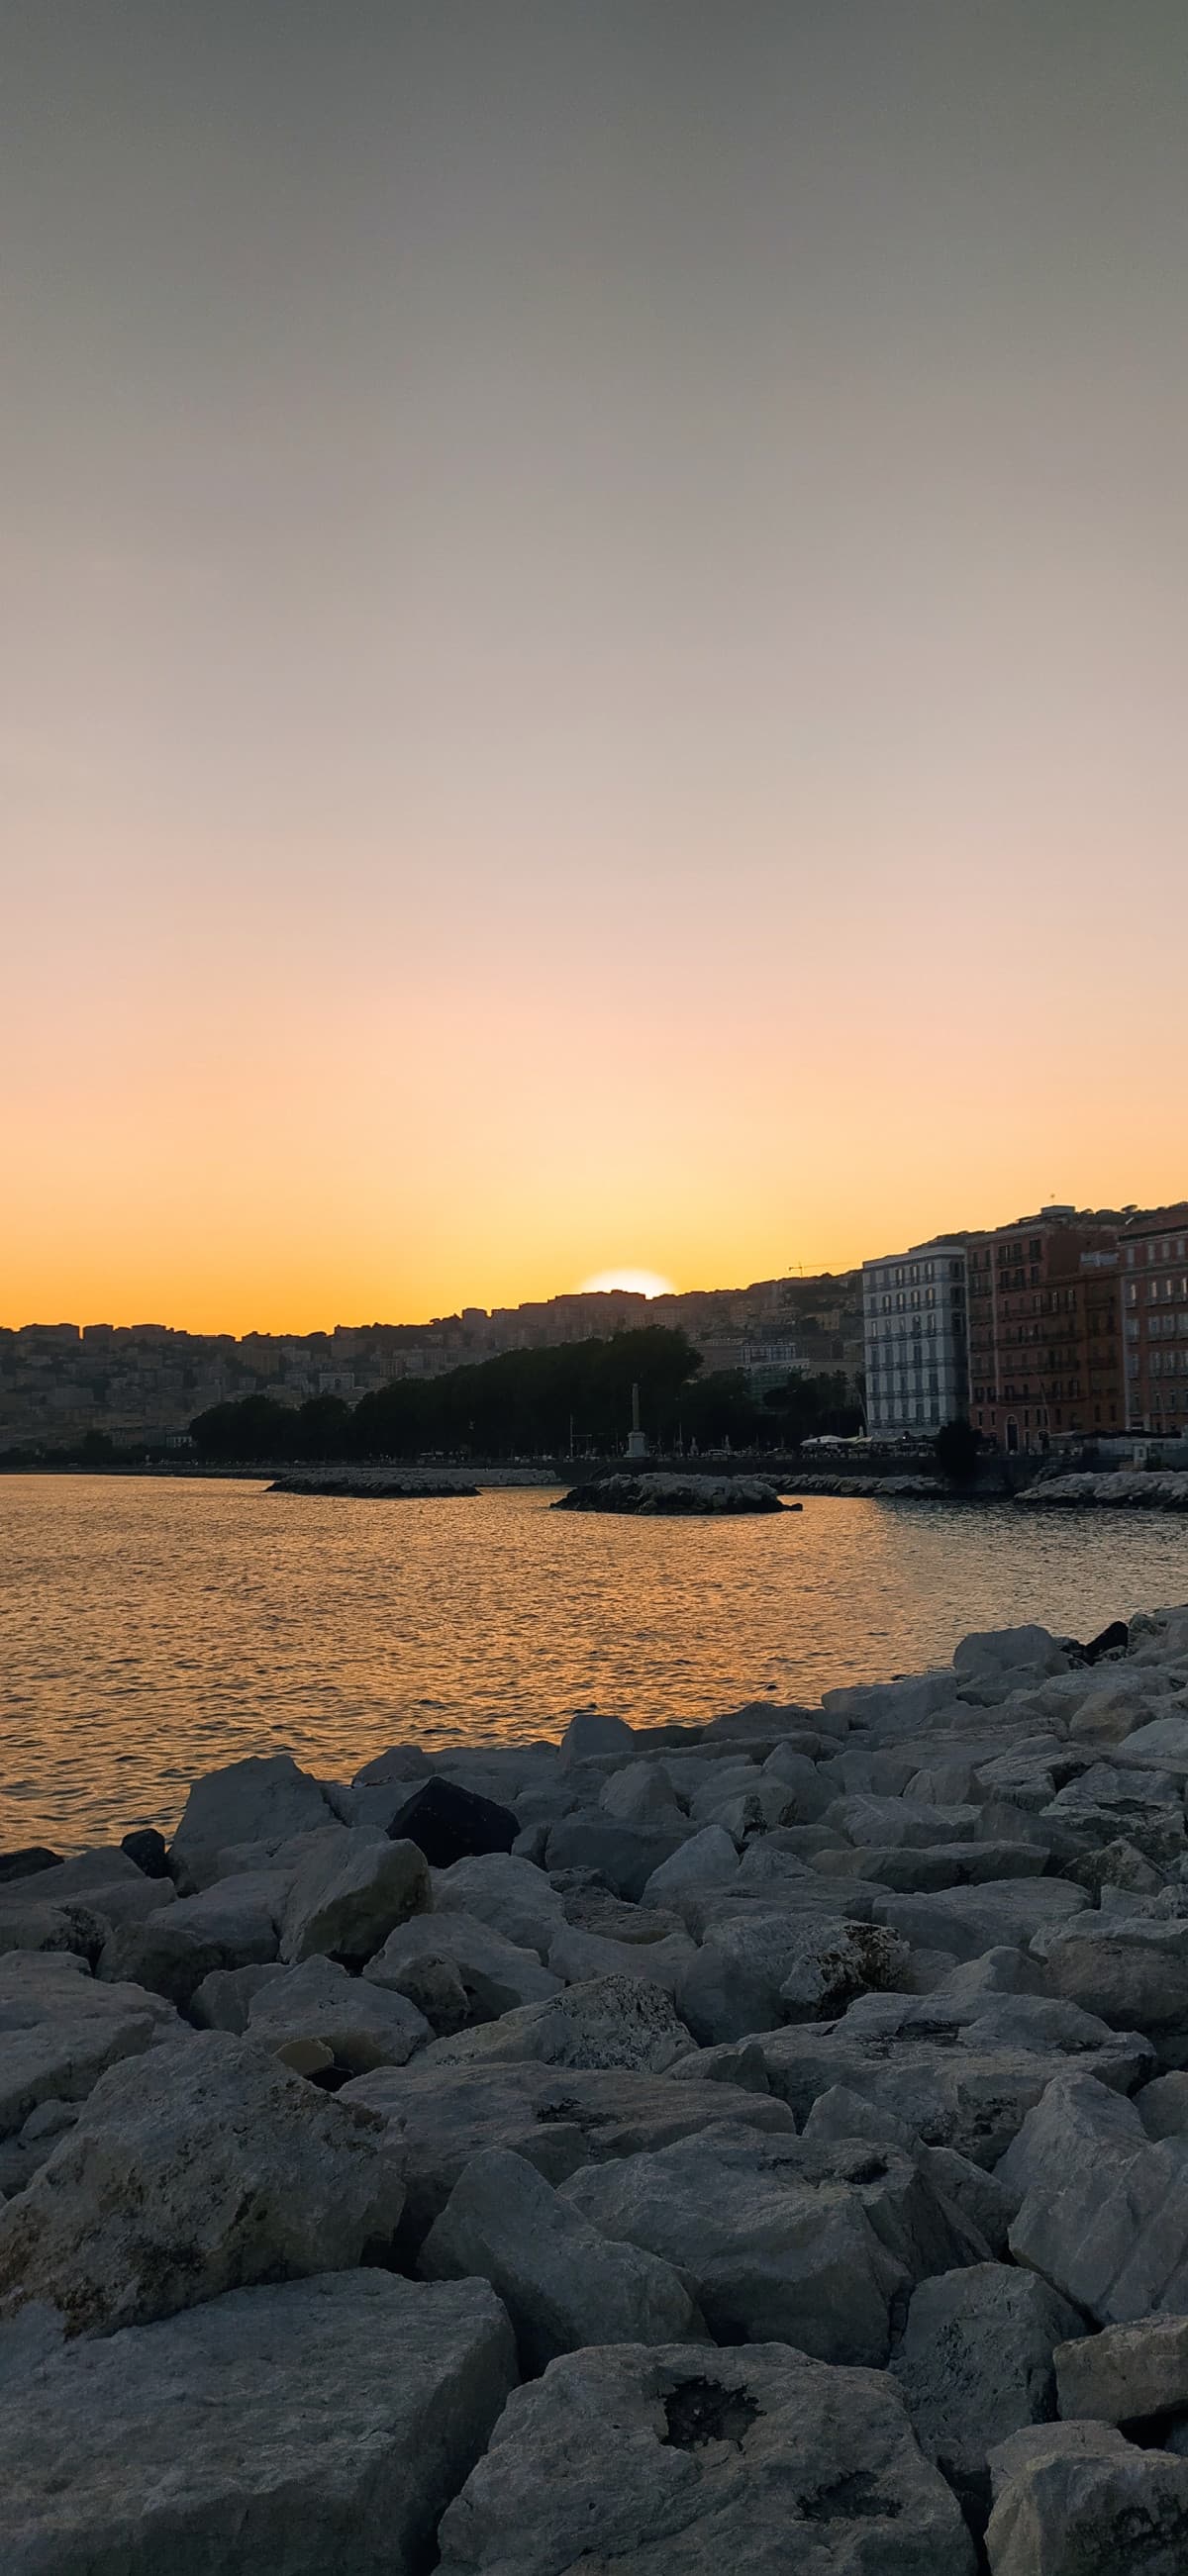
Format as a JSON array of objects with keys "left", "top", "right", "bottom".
[
  {"left": 966, "top": 1207, "right": 1124, "bottom": 1453},
  {"left": 1121, "top": 1204, "right": 1188, "bottom": 1436}
]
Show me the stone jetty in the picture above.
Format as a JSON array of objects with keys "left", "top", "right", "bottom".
[{"left": 4, "top": 1603, "right": 1188, "bottom": 2568}]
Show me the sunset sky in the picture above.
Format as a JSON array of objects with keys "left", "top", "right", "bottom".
[{"left": 4, "top": 3, "right": 1186, "bottom": 1334}]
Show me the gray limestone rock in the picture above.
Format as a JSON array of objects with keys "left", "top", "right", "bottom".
[
  {"left": 437, "top": 2337, "right": 976, "bottom": 2576},
  {"left": 890, "top": 2262, "right": 1086, "bottom": 2524},
  {"left": 0, "top": 1853, "right": 175, "bottom": 1943},
  {"left": 561, "top": 1883, "right": 685, "bottom": 1944},
  {"left": 0, "top": 2030, "right": 406, "bottom": 2337},
  {"left": 870, "top": 1877, "right": 1089, "bottom": 1960},
  {"left": 1041, "top": 1914, "right": 1188, "bottom": 2032},
  {"left": 673, "top": 1906, "right": 871, "bottom": 2047},
  {"left": 1055, "top": 2315, "right": 1188, "bottom": 2426},
  {"left": 1137, "top": 2070, "right": 1188, "bottom": 2140},
  {"left": 246, "top": 1956, "right": 431, "bottom": 2073},
  {"left": 544, "top": 1818, "right": 690, "bottom": 1899},
  {"left": 363, "top": 1909, "right": 560, "bottom": 2024},
  {"left": 822, "top": 1669, "right": 960, "bottom": 1736},
  {"left": 0, "top": 2270, "right": 516, "bottom": 2576},
  {"left": 759, "top": 1995, "right": 1150, "bottom": 2166},
  {"left": 279, "top": 1831, "right": 431, "bottom": 1964},
  {"left": 557, "top": 1710, "right": 638, "bottom": 1768},
  {"left": 640, "top": 1825, "right": 741, "bottom": 1904},
  {"left": 954, "top": 1625, "right": 1069, "bottom": 1679},
  {"left": 825, "top": 1794, "right": 981, "bottom": 1850},
  {"left": 1002, "top": 2073, "right": 1188, "bottom": 2325},
  {"left": 985, "top": 2420, "right": 1188, "bottom": 2576},
  {"left": 418, "top": 1973, "right": 694, "bottom": 2074},
  {"left": 0, "top": 1951, "right": 177, "bottom": 2142},
  {"left": 99, "top": 1870, "right": 288, "bottom": 2006},
  {"left": 546, "top": 1923, "right": 696, "bottom": 1990},
  {"left": 560, "top": 2130, "right": 911, "bottom": 2363},
  {"left": 777, "top": 1919, "right": 911, "bottom": 2021},
  {"left": 0, "top": 1900, "right": 114, "bottom": 1969},
  {"left": 189, "top": 1959, "right": 287, "bottom": 2032},
  {"left": 169, "top": 1755, "right": 339, "bottom": 1877},
  {"left": 342, "top": 2058, "right": 796, "bottom": 2246},
  {"left": 823, "top": 1840, "right": 1049, "bottom": 1893},
  {"left": 433, "top": 1853, "right": 566, "bottom": 1958},
  {"left": 599, "top": 1760, "right": 685, "bottom": 1827},
  {"left": 420, "top": 2146, "right": 705, "bottom": 2369}
]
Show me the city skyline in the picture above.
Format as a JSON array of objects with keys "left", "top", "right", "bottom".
[{"left": 5, "top": 6, "right": 1187, "bottom": 1333}]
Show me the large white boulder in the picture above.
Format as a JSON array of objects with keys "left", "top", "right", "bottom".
[
  {"left": 0, "top": 2031, "right": 406, "bottom": 2337},
  {"left": 0, "top": 2270, "right": 516, "bottom": 2576},
  {"left": 438, "top": 2338, "right": 976, "bottom": 2575}
]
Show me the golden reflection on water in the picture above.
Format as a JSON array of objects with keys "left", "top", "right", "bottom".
[{"left": 1, "top": 1475, "right": 1186, "bottom": 1851}]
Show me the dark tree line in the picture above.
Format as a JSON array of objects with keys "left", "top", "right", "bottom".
[{"left": 189, "top": 1326, "right": 862, "bottom": 1463}]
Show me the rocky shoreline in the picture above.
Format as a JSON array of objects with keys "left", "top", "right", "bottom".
[
  {"left": 4, "top": 1603, "right": 1188, "bottom": 2567},
  {"left": 1019, "top": 1471, "right": 1188, "bottom": 1513}
]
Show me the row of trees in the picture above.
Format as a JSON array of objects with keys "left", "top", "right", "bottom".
[{"left": 189, "top": 1327, "right": 864, "bottom": 1463}]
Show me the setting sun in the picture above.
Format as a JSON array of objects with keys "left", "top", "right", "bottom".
[{"left": 578, "top": 1270, "right": 676, "bottom": 1299}]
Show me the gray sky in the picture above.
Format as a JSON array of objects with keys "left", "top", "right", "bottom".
[{"left": 3, "top": 2, "right": 1186, "bottom": 1325}]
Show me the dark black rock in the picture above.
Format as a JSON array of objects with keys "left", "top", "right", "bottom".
[
  {"left": 121, "top": 1827, "right": 172, "bottom": 1879},
  {"left": 0, "top": 1847, "right": 62, "bottom": 1888},
  {"left": 1069, "top": 1619, "right": 1131, "bottom": 1666},
  {"left": 386, "top": 1775, "right": 519, "bottom": 1868}
]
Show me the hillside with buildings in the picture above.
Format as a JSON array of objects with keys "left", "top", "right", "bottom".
[{"left": 0, "top": 1273, "right": 863, "bottom": 1456}]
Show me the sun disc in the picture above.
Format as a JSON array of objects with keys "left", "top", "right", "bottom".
[{"left": 578, "top": 1268, "right": 675, "bottom": 1298}]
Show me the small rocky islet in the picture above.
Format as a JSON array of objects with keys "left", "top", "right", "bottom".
[
  {"left": 552, "top": 1472, "right": 792, "bottom": 1514},
  {"left": 5, "top": 1609, "right": 1188, "bottom": 2567}
]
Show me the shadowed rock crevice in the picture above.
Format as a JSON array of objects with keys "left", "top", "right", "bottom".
[{"left": 661, "top": 2376, "right": 759, "bottom": 2449}]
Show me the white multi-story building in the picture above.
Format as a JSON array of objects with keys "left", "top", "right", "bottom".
[{"left": 863, "top": 1240, "right": 969, "bottom": 1435}]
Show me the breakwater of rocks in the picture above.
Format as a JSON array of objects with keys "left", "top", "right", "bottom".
[
  {"left": 553, "top": 1473, "right": 791, "bottom": 1515},
  {"left": 4, "top": 1599, "right": 1188, "bottom": 2569},
  {"left": 269, "top": 1472, "right": 480, "bottom": 1498},
  {"left": 1019, "top": 1471, "right": 1188, "bottom": 1513}
]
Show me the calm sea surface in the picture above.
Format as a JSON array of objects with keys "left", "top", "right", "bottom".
[{"left": 2, "top": 1474, "right": 1186, "bottom": 1852}]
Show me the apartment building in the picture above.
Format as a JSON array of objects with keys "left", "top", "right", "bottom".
[
  {"left": 966, "top": 1208, "right": 1123, "bottom": 1452},
  {"left": 1121, "top": 1204, "right": 1188, "bottom": 1435},
  {"left": 862, "top": 1241, "right": 968, "bottom": 1435}
]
